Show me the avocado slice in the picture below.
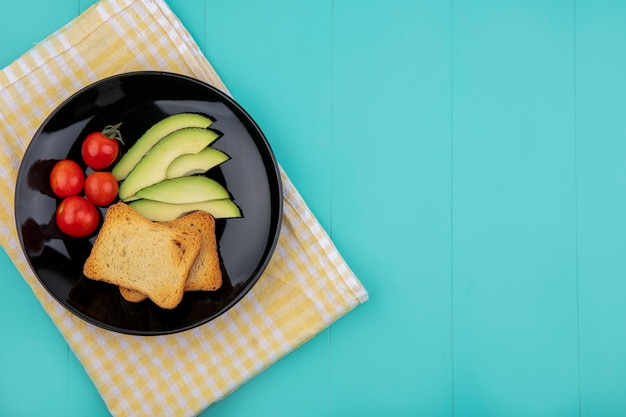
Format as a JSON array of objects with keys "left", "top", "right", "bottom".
[
  {"left": 112, "top": 113, "right": 213, "bottom": 181},
  {"left": 118, "top": 127, "right": 220, "bottom": 201},
  {"left": 166, "top": 147, "right": 230, "bottom": 179},
  {"left": 129, "top": 198, "right": 242, "bottom": 221},
  {"left": 134, "top": 176, "right": 229, "bottom": 204}
]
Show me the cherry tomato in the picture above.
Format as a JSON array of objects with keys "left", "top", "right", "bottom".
[
  {"left": 84, "top": 172, "right": 119, "bottom": 206},
  {"left": 81, "top": 123, "right": 123, "bottom": 170},
  {"left": 50, "top": 159, "right": 84, "bottom": 197},
  {"left": 56, "top": 196, "right": 100, "bottom": 237}
]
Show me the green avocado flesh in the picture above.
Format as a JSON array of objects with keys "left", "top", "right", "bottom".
[
  {"left": 112, "top": 113, "right": 213, "bottom": 181},
  {"left": 166, "top": 147, "right": 230, "bottom": 179},
  {"left": 134, "top": 176, "right": 229, "bottom": 204},
  {"left": 128, "top": 198, "right": 242, "bottom": 221},
  {"left": 118, "top": 127, "right": 220, "bottom": 201}
]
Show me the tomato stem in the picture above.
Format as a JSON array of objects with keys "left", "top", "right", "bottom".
[{"left": 102, "top": 122, "right": 124, "bottom": 144}]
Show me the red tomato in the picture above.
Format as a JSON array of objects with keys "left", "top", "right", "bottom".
[
  {"left": 84, "top": 172, "right": 119, "bottom": 206},
  {"left": 56, "top": 196, "right": 100, "bottom": 237},
  {"left": 50, "top": 159, "right": 84, "bottom": 197},
  {"left": 81, "top": 124, "right": 123, "bottom": 170}
]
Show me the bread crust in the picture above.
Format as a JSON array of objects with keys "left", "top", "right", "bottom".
[
  {"left": 119, "top": 286, "right": 148, "bottom": 302},
  {"left": 83, "top": 203, "right": 201, "bottom": 309},
  {"left": 170, "top": 211, "right": 222, "bottom": 291},
  {"left": 120, "top": 211, "right": 222, "bottom": 303},
  {"left": 118, "top": 210, "right": 223, "bottom": 303}
]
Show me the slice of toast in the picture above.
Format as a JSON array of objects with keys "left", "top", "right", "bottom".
[
  {"left": 119, "top": 210, "right": 222, "bottom": 303},
  {"left": 83, "top": 202, "right": 201, "bottom": 309},
  {"left": 119, "top": 286, "right": 149, "bottom": 302},
  {"left": 171, "top": 210, "right": 222, "bottom": 291}
]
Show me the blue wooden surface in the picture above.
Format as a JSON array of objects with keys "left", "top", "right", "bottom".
[{"left": 1, "top": 0, "right": 626, "bottom": 416}]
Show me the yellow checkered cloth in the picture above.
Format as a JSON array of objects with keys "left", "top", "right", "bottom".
[{"left": 0, "top": 0, "right": 368, "bottom": 415}]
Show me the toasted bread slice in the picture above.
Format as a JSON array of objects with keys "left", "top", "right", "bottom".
[
  {"left": 119, "top": 286, "right": 148, "bottom": 302},
  {"left": 170, "top": 210, "right": 222, "bottom": 291},
  {"left": 119, "top": 210, "right": 222, "bottom": 303},
  {"left": 83, "top": 203, "right": 201, "bottom": 309}
]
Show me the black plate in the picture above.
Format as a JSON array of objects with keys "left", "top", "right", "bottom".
[{"left": 15, "top": 71, "right": 282, "bottom": 335}]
